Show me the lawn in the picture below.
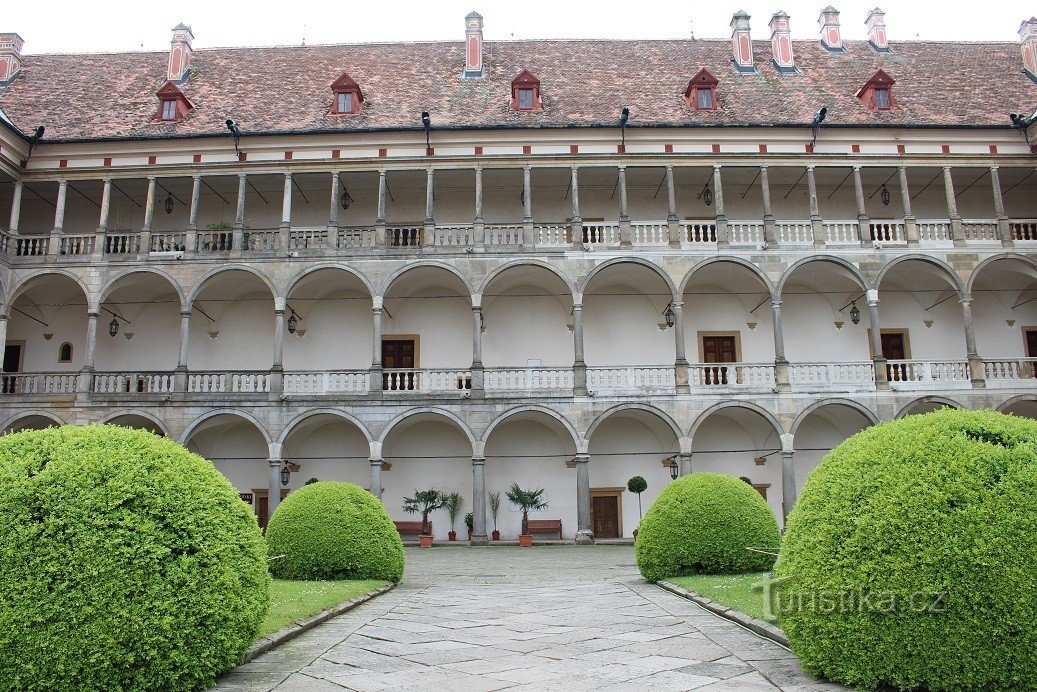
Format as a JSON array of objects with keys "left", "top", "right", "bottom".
[
  {"left": 667, "top": 572, "right": 771, "bottom": 621},
  {"left": 260, "top": 579, "right": 389, "bottom": 637}
]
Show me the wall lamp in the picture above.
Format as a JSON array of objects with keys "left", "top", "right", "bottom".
[
  {"left": 164, "top": 194, "right": 174, "bottom": 214},
  {"left": 26, "top": 125, "right": 45, "bottom": 161},
  {"left": 1010, "top": 110, "right": 1036, "bottom": 145},
  {"left": 811, "top": 106, "right": 827, "bottom": 147},
  {"left": 421, "top": 111, "right": 432, "bottom": 151},
  {"left": 619, "top": 107, "right": 630, "bottom": 147},
  {"left": 226, "top": 118, "right": 242, "bottom": 157}
]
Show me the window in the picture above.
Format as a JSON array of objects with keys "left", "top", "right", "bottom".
[
  {"left": 856, "top": 70, "right": 898, "bottom": 111},
  {"left": 510, "top": 70, "right": 541, "bottom": 112},
  {"left": 517, "top": 88, "right": 535, "bottom": 110},
  {"left": 161, "top": 99, "right": 177, "bottom": 120},
  {"left": 330, "top": 72, "right": 364, "bottom": 115},
  {"left": 873, "top": 88, "right": 890, "bottom": 110},
  {"left": 58, "top": 342, "right": 73, "bottom": 363},
  {"left": 337, "top": 92, "right": 353, "bottom": 113},
  {"left": 153, "top": 81, "right": 192, "bottom": 122},
  {"left": 684, "top": 69, "right": 720, "bottom": 111},
  {"left": 696, "top": 89, "right": 714, "bottom": 109}
]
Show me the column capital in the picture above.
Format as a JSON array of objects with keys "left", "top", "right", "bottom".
[
  {"left": 575, "top": 452, "right": 590, "bottom": 463},
  {"left": 471, "top": 455, "right": 486, "bottom": 465},
  {"left": 267, "top": 457, "right": 283, "bottom": 468},
  {"left": 712, "top": 163, "right": 722, "bottom": 172},
  {"left": 372, "top": 295, "right": 384, "bottom": 311},
  {"left": 943, "top": 165, "right": 953, "bottom": 173},
  {"left": 866, "top": 288, "right": 880, "bottom": 303},
  {"left": 852, "top": 164, "right": 862, "bottom": 172},
  {"left": 665, "top": 163, "right": 674, "bottom": 172},
  {"left": 571, "top": 164, "right": 580, "bottom": 173},
  {"left": 378, "top": 168, "right": 387, "bottom": 176},
  {"left": 671, "top": 299, "right": 684, "bottom": 309},
  {"left": 771, "top": 298, "right": 782, "bottom": 308},
  {"left": 238, "top": 172, "right": 248, "bottom": 180},
  {"left": 146, "top": 174, "right": 157, "bottom": 182},
  {"left": 960, "top": 296, "right": 973, "bottom": 307},
  {"left": 180, "top": 310, "right": 192, "bottom": 318},
  {"left": 87, "top": 311, "right": 99, "bottom": 319},
  {"left": 192, "top": 173, "right": 202, "bottom": 180},
  {"left": 898, "top": 164, "right": 908, "bottom": 172},
  {"left": 806, "top": 163, "right": 816, "bottom": 171},
  {"left": 618, "top": 164, "right": 626, "bottom": 171},
  {"left": 989, "top": 164, "right": 1000, "bottom": 171},
  {"left": 283, "top": 170, "right": 293, "bottom": 179}
]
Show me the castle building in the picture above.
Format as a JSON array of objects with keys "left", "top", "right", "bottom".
[{"left": 1, "top": 10, "right": 1036, "bottom": 543}]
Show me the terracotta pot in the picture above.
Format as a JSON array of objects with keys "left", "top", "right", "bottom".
[
  {"left": 448, "top": 531, "right": 457, "bottom": 541},
  {"left": 467, "top": 530, "right": 473, "bottom": 539},
  {"left": 419, "top": 534, "right": 434, "bottom": 548},
  {"left": 519, "top": 534, "right": 533, "bottom": 547},
  {"left": 492, "top": 530, "right": 500, "bottom": 541}
]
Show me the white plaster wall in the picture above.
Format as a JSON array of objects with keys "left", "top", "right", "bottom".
[
  {"left": 483, "top": 289, "right": 573, "bottom": 367},
  {"left": 691, "top": 415, "right": 783, "bottom": 519},
  {"left": 682, "top": 294, "right": 775, "bottom": 363},
  {"left": 188, "top": 293, "right": 275, "bottom": 370},
  {"left": 875, "top": 293, "right": 967, "bottom": 359},
  {"left": 7, "top": 307, "right": 86, "bottom": 371},
  {"left": 188, "top": 421, "right": 269, "bottom": 515},
  {"left": 972, "top": 284, "right": 1037, "bottom": 357},
  {"left": 782, "top": 292, "right": 873, "bottom": 361},
  {"left": 281, "top": 420, "right": 370, "bottom": 489},
  {"left": 94, "top": 302, "right": 180, "bottom": 370},
  {"left": 382, "top": 292, "right": 471, "bottom": 368},
  {"left": 283, "top": 294, "right": 373, "bottom": 370},
  {"left": 585, "top": 292, "right": 674, "bottom": 366}
]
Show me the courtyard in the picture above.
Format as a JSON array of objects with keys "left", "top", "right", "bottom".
[{"left": 215, "top": 546, "right": 845, "bottom": 691}]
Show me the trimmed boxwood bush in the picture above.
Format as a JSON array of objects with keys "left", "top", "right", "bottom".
[
  {"left": 266, "top": 481, "right": 404, "bottom": 582},
  {"left": 774, "top": 409, "right": 1037, "bottom": 691},
  {"left": 0, "top": 424, "right": 269, "bottom": 691},
  {"left": 635, "top": 472, "right": 779, "bottom": 581}
]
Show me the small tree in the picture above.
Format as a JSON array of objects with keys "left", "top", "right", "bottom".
[
  {"left": 738, "top": 476, "right": 753, "bottom": 485},
  {"left": 627, "top": 475, "right": 648, "bottom": 521},
  {"left": 464, "top": 512, "right": 474, "bottom": 532},
  {"left": 402, "top": 489, "right": 445, "bottom": 536},
  {"left": 505, "top": 482, "right": 548, "bottom": 535},
  {"left": 444, "top": 492, "right": 465, "bottom": 535},
  {"left": 488, "top": 490, "right": 502, "bottom": 532}
]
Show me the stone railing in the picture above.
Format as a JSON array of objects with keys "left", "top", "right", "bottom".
[
  {"left": 93, "top": 371, "right": 176, "bottom": 394},
  {"left": 631, "top": 221, "right": 669, "bottom": 246},
  {"left": 1011, "top": 219, "right": 1037, "bottom": 241},
  {"left": 776, "top": 221, "right": 813, "bottom": 246},
  {"left": 586, "top": 366, "right": 676, "bottom": 392},
  {"left": 283, "top": 370, "right": 370, "bottom": 394},
  {"left": 982, "top": 357, "right": 1037, "bottom": 385},
  {"left": 381, "top": 368, "right": 473, "bottom": 392},
  {"left": 0, "top": 372, "right": 78, "bottom": 395},
  {"left": 961, "top": 219, "right": 999, "bottom": 243},
  {"left": 485, "top": 224, "right": 524, "bottom": 246},
  {"left": 790, "top": 362, "right": 874, "bottom": 390},
  {"left": 688, "top": 362, "right": 775, "bottom": 389},
  {"left": 683, "top": 220, "right": 717, "bottom": 244},
  {"left": 484, "top": 367, "right": 575, "bottom": 392},
  {"left": 582, "top": 223, "right": 619, "bottom": 246},
  {"left": 729, "top": 222, "right": 763, "bottom": 247},
  {"left": 871, "top": 220, "right": 907, "bottom": 244},
  {"left": 886, "top": 359, "right": 970, "bottom": 388},
  {"left": 916, "top": 220, "right": 951, "bottom": 244},
  {"left": 823, "top": 221, "right": 860, "bottom": 245},
  {"left": 533, "top": 223, "right": 569, "bottom": 247},
  {"left": 187, "top": 371, "right": 271, "bottom": 393}
]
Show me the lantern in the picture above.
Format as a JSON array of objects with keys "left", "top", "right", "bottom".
[
  {"left": 668, "top": 458, "right": 679, "bottom": 480},
  {"left": 280, "top": 463, "right": 291, "bottom": 486},
  {"left": 164, "top": 194, "right": 174, "bottom": 215},
  {"left": 849, "top": 302, "right": 861, "bottom": 325},
  {"left": 287, "top": 312, "right": 298, "bottom": 334},
  {"left": 880, "top": 184, "right": 890, "bottom": 206},
  {"left": 108, "top": 317, "right": 119, "bottom": 337},
  {"left": 703, "top": 185, "right": 714, "bottom": 206},
  {"left": 664, "top": 304, "right": 676, "bottom": 328},
  {"left": 340, "top": 187, "right": 350, "bottom": 210}
]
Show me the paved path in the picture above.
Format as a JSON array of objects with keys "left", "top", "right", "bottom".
[{"left": 215, "top": 546, "right": 845, "bottom": 691}]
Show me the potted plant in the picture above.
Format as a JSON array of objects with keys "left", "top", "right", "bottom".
[
  {"left": 465, "top": 512, "right": 474, "bottom": 540},
  {"left": 488, "top": 490, "right": 501, "bottom": 541},
  {"left": 506, "top": 482, "right": 547, "bottom": 548},
  {"left": 627, "top": 475, "right": 647, "bottom": 538},
  {"left": 402, "top": 489, "right": 445, "bottom": 548},
  {"left": 444, "top": 492, "right": 465, "bottom": 541}
]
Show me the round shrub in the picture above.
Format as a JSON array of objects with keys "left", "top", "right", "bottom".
[
  {"left": 266, "top": 481, "right": 404, "bottom": 582},
  {"left": 775, "top": 409, "right": 1037, "bottom": 691},
  {"left": 0, "top": 424, "right": 269, "bottom": 691},
  {"left": 635, "top": 472, "right": 779, "bottom": 581}
]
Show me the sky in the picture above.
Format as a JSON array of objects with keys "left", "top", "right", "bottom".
[{"left": 5, "top": 0, "right": 1031, "bottom": 54}]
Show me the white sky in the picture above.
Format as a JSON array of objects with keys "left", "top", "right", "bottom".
[{"left": 8, "top": 0, "right": 1031, "bottom": 54}]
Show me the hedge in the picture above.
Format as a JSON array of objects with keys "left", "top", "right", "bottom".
[
  {"left": 0, "top": 424, "right": 269, "bottom": 691},
  {"left": 266, "top": 481, "right": 404, "bottom": 582},
  {"left": 635, "top": 472, "right": 779, "bottom": 581},
  {"left": 774, "top": 409, "right": 1037, "bottom": 691}
]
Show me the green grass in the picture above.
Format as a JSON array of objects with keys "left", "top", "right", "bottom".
[
  {"left": 260, "top": 579, "right": 388, "bottom": 637},
  {"left": 667, "top": 572, "right": 771, "bottom": 621}
]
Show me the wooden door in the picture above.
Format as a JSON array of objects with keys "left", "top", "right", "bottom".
[
  {"left": 592, "top": 495, "right": 620, "bottom": 539},
  {"left": 382, "top": 339, "right": 416, "bottom": 390},
  {"left": 2, "top": 343, "right": 22, "bottom": 394},
  {"left": 1026, "top": 329, "right": 1037, "bottom": 358},
  {"left": 882, "top": 332, "right": 907, "bottom": 381},
  {"left": 252, "top": 489, "right": 290, "bottom": 529},
  {"left": 702, "top": 335, "right": 736, "bottom": 385}
]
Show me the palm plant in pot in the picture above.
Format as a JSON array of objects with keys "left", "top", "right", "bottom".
[
  {"left": 444, "top": 492, "right": 465, "bottom": 541},
  {"left": 402, "top": 489, "right": 445, "bottom": 548},
  {"left": 488, "top": 490, "right": 502, "bottom": 541},
  {"left": 465, "top": 512, "right": 474, "bottom": 539},
  {"left": 506, "top": 482, "right": 548, "bottom": 547}
]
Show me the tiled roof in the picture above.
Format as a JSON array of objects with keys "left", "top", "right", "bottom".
[{"left": 0, "top": 38, "right": 1034, "bottom": 141}]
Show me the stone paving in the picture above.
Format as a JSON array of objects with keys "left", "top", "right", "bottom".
[{"left": 215, "top": 546, "right": 846, "bottom": 691}]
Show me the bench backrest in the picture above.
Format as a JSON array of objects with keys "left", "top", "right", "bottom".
[
  {"left": 526, "top": 519, "right": 562, "bottom": 529},
  {"left": 394, "top": 521, "right": 430, "bottom": 534}
]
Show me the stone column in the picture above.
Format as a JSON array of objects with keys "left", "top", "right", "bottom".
[
  {"left": 867, "top": 290, "right": 889, "bottom": 390},
  {"left": 780, "top": 449, "right": 797, "bottom": 522},
  {"left": 375, "top": 169, "right": 387, "bottom": 248},
  {"left": 807, "top": 165, "right": 824, "bottom": 248},
  {"left": 94, "top": 178, "right": 112, "bottom": 258},
  {"left": 0, "top": 315, "right": 8, "bottom": 355},
  {"left": 233, "top": 173, "right": 247, "bottom": 252},
  {"left": 575, "top": 453, "right": 593, "bottom": 544},
  {"left": 990, "top": 166, "right": 1012, "bottom": 248},
  {"left": 471, "top": 299, "right": 484, "bottom": 392},
  {"left": 328, "top": 171, "right": 341, "bottom": 233},
  {"left": 271, "top": 302, "right": 285, "bottom": 396},
  {"left": 944, "top": 166, "right": 963, "bottom": 246},
  {"left": 570, "top": 166, "right": 584, "bottom": 250},
  {"left": 522, "top": 165, "right": 533, "bottom": 248},
  {"left": 423, "top": 167, "right": 435, "bottom": 247},
  {"left": 279, "top": 172, "right": 292, "bottom": 250},
  {"left": 852, "top": 166, "right": 871, "bottom": 246},
  {"left": 573, "top": 298, "right": 587, "bottom": 395},
  {"left": 371, "top": 297, "right": 383, "bottom": 393},
  {"left": 618, "top": 165, "right": 632, "bottom": 248},
  {"left": 474, "top": 166, "right": 486, "bottom": 247},
  {"left": 176, "top": 309, "right": 190, "bottom": 393},
  {"left": 81, "top": 311, "right": 98, "bottom": 394},
  {"left": 140, "top": 176, "right": 157, "bottom": 255},
  {"left": 772, "top": 298, "right": 790, "bottom": 391},
  {"left": 49, "top": 179, "right": 67, "bottom": 255},
  {"left": 678, "top": 451, "right": 693, "bottom": 477},
  {"left": 471, "top": 456, "right": 488, "bottom": 545},
  {"left": 899, "top": 166, "right": 918, "bottom": 247},
  {"left": 961, "top": 296, "right": 985, "bottom": 388},
  {"left": 713, "top": 165, "right": 729, "bottom": 248},
  {"left": 186, "top": 174, "right": 201, "bottom": 254},
  {"left": 267, "top": 452, "right": 283, "bottom": 520},
  {"left": 666, "top": 165, "right": 681, "bottom": 248},
  {"left": 760, "top": 165, "right": 777, "bottom": 249},
  {"left": 7, "top": 180, "right": 21, "bottom": 235},
  {"left": 673, "top": 300, "right": 689, "bottom": 393},
  {"left": 369, "top": 457, "right": 383, "bottom": 499}
]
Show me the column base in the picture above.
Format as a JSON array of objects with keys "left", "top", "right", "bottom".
[
  {"left": 575, "top": 531, "right": 595, "bottom": 545},
  {"left": 469, "top": 534, "right": 489, "bottom": 546}
]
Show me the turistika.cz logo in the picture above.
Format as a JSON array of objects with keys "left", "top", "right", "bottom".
[{"left": 752, "top": 574, "right": 948, "bottom": 624}]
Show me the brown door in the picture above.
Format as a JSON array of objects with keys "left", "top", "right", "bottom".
[
  {"left": 252, "top": 489, "right": 290, "bottom": 530},
  {"left": 882, "top": 332, "right": 907, "bottom": 381},
  {"left": 382, "top": 339, "right": 416, "bottom": 390},
  {"left": 2, "top": 343, "right": 22, "bottom": 394},
  {"left": 592, "top": 495, "right": 620, "bottom": 539},
  {"left": 1026, "top": 330, "right": 1037, "bottom": 358},
  {"left": 702, "top": 335, "right": 737, "bottom": 385}
]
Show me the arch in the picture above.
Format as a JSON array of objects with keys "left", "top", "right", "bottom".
[
  {"left": 777, "top": 255, "right": 868, "bottom": 296},
  {"left": 873, "top": 254, "right": 965, "bottom": 295},
  {"left": 179, "top": 409, "right": 272, "bottom": 446},
  {"left": 380, "top": 261, "right": 475, "bottom": 297},
  {"left": 966, "top": 252, "right": 1037, "bottom": 295},
  {"left": 2, "top": 409, "right": 65, "bottom": 433},
  {"left": 580, "top": 257, "right": 678, "bottom": 300},
  {"left": 995, "top": 394, "right": 1037, "bottom": 414},
  {"left": 790, "top": 398, "right": 879, "bottom": 436},
  {"left": 9, "top": 269, "right": 92, "bottom": 310},
  {"left": 679, "top": 256, "right": 774, "bottom": 296},
  {"left": 97, "top": 267, "right": 187, "bottom": 312},
  {"left": 278, "top": 408, "right": 373, "bottom": 445},
  {"left": 99, "top": 409, "right": 169, "bottom": 436},
  {"left": 283, "top": 263, "right": 376, "bottom": 300},
  {"left": 895, "top": 395, "right": 965, "bottom": 419},
  {"left": 585, "top": 403, "right": 682, "bottom": 443},
  {"left": 480, "top": 260, "right": 576, "bottom": 298},
  {"left": 481, "top": 405, "right": 580, "bottom": 448},
  {"left": 377, "top": 407, "right": 477, "bottom": 447},
  {"left": 187, "top": 265, "right": 278, "bottom": 304},
  {"left": 687, "top": 400, "right": 784, "bottom": 440}
]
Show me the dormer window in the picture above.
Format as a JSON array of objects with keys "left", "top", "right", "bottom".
[
  {"left": 330, "top": 72, "right": 364, "bottom": 115},
  {"left": 684, "top": 68, "right": 720, "bottom": 111},
  {"left": 152, "top": 81, "right": 193, "bottom": 123},
  {"left": 160, "top": 99, "right": 177, "bottom": 121},
  {"left": 857, "top": 69, "right": 898, "bottom": 111},
  {"left": 511, "top": 70, "right": 542, "bottom": 112}
]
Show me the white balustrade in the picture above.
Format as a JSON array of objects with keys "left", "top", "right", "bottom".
[
  {"left": 630, "top": 222, "right": 668, "bottom": 246},
  {"left": 885, "top": 360, "right": 970, "bottom": 388},
  {"left": 381, "top": 368, "right": 473, "bottom": 392},
  {"left": 776, "top": 222, "right": 812, "bottom": 245},
  {"left": 533, "top": 224, "right": 569, "bottom": 247},
  {"left": 683, "top": 221, "right": 717, "bottom": 244},
  {"left": 283, "top": 371, "right": 370, "bottom": 394},
  {"left": 729, "top": 222, "right": 763, "bottom": 246},
  {"left": 187, "top": 371, "right": 271, "bottom": 393},
  {"left": 582, "top": 223, "right": 618, "bottom": 246},
  {"left": 336, "top": 226, "right": 373, "bottom": 248},
  {"left": 0, "top": 372, "right": 78, "bottom": 395},
  {"left": 1011, "top": 219, "right": 1037, "bottom": 241},
  {"left": 823, "top": 221, "right": 860, "bottom": 245},
  {"left": 433, "top": 224, "right": 473, "bottom": 246},
  {"left": 586, "top": 366, "right": 676, "bottom": 391},
  {"left": 150, "top": 232, "right": 186, "bottom": 252},
  {"left": 104, "top": 233, "right": 141, "bottom": 255},
  {"left": 790, "top": 362, "right": 874, "bottom": 390},
  {"left": 93, "top": 372, "right": 175, "bottom": 394},
  {"left": 688, "top": 363, "right": 775, "bottom": 388},
  {"left": 0, "top": 233, "right": 9, "bottom": 255},
  {"left": 871, "top": 220, "right": 907, "bottom": 244},
  {"left": 59, "top": 234, "right": 95, "bottom": 256},
  {"left": 982, "top": 358, "right": 1037, "bottom": 384},
  {"left": 484, "top": 224, "right": 523, "bottom": 246},
  {"left": 15, "top": 236, "right": 49, "bottom": 256},
  {"left": 962, "top": 219, "right": 999, "bottom": 243},
  {"left": 196, "top": 230, "right": 233, "bottom": 253},
  {"left": 916, "top": 220, "right": 950, "bottom": 244},
  {"left": 484, "top": 368, "right": 574, "bottom": 391},
  {"left": 288, "top": 227, "right": 331, "bottom": 250},
  {"left": 242, "top": 229, "right": 279, "bottom": 252},
  {"left": 387, "top": 225, "right": 422, "bottom": 247}
]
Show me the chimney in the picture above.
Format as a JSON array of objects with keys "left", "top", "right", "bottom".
[
  {"left": 866, "top": 8, "right": 890, "bottom": 52},
  {"left": 818, "top": 6, "right": 844, "bottom": 52},
  {"left": 769, "top": 11, "right": 796, "bottom": 72},
  {"left": 167, "top": 23, "right": 194, "bottom": 85},
  {"left": 0, "top": 33, "right": 24, "bottom": 84},
  {"left": 730, "top": 10, "right": 755, "bottom": 73},
  {"left": 463, "top": 11, "right": 485, "bottom": 79},
  {"left": 1021, "top": 17, "right": 1037, "bottom": 79}
]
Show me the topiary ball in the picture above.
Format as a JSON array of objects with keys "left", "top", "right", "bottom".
[
  {"left": 266, "top": 481, "right": 404, "bottom": 582},
  {"left": 774, "top": 409, "right": 1037, "bottom": 691},
  {"left": 0, "top": 424, "right": 269, "bottom": 691},
  {"left": 635, "top": 472, "right": 779, "bottom": 581}
]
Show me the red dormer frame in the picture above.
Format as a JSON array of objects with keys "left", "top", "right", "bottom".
[
  {"left": 684, "top": 69, "right": 720, "bottom": 110},
  {"left": 511, "top": 70, "right": 543, "bottom": 112},
  {"left": 153, "top": 81, "right": 194, "bottom": 122},
  {"left": 856, "top": 69, "right": 898, "bottom": 110},
  {"left": 330, "top": 72, "right": 365, "bottom": 115}
]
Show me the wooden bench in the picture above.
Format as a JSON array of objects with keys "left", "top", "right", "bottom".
[
  {"left": 394, "top": 521, "right": 431, "bottom": 539},
  {"left": 525, "top": 519, "right": 562, "bottom": 540}
]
